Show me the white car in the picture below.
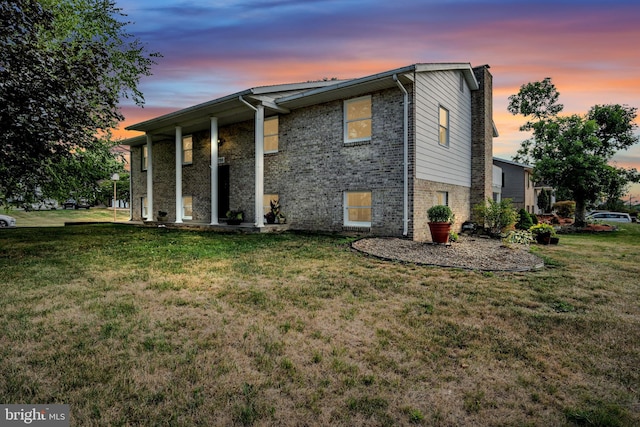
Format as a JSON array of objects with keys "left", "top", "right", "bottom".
[
  {"left": 586, "top": 211, "right": 632, "bottom": 223},
  {"left": 0, "top": 214, "right": 16, "bottom": 228}
]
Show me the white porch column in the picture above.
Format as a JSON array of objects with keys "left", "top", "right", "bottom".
[
  {"left": 175, "top": 126, "right": 183, "bottom": 223},
  {"left": 146, "top": 134, "right": 153, "bottom": 221},
  {"left": 210, "top": 117, "right": 219, "bottom": 225},
  {"left": 254, "top": 105, "right": 265, "bottom": 228}
]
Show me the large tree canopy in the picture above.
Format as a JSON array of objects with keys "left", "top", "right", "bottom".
[
  {"left": 0, "top": 0, "right": 158, "bottom": 206},
  {"left": 508, "top": 79, "right": 639, "bottom": 226}
]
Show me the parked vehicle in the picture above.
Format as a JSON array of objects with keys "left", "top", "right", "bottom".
[
  {"left": 0, "top": 214, "right": 16, "bottom": 227},
  {"left": 586, "top": 211, "right": 632, "bottom": 223},
  {"left": 63, "top": 198, "right": 90, "bottom": 209}
]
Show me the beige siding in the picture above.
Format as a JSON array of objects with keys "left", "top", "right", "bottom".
[{"left": 415, "top": 70, "right": 472, "bottom": 187}]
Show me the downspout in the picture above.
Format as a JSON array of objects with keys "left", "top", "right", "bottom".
[{"left": 394, "top": 74, "right": 409, "bottom": 237}]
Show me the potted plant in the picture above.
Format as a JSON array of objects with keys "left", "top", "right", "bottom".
[
  {"left": 529, "top": 223, "right": 556, "bottom": 245},
  {"left": 427, "top": 205, "right": 455, "bottom": 244},
  {"left": 226, "top": 209, "right": 244, "bottom": 225},
  {"left": 265, "top": 199, "right": 287, "bottom": 225},
  {"left": 157, "top": 210, "right": 168, "bottom": 222},
  {"left": 265, "top": 199, "right": 279, "bottom": 224}
]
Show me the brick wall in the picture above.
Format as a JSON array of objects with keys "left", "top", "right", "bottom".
[
  {"left": 130, "top": 73, "right": 490, "bottom": 240},
  {"left": 412, "top": 179, "right": 470, "bottom": 241},
  {"left": 266, "top": 87, "right": 407, "bottom": 236}
]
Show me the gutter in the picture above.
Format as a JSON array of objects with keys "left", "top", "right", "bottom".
[{"left": 394, "top": 74, "right": 409, "bottom": 237}]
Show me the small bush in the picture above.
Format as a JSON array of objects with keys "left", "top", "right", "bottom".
[
  {"left": 529, "top": 223, "right": 556, "bottom": 236},
  {"left": 553, "top": 201, "right": 576, "bottom": 218},
  {"left": 427, "top": 205, "right": 455, "bottom": 223},
  {"left": 473, "top": 198, "right": 518, "bottom": 237},
  {"left": 516, "top": 209, "right": 533, "bottom": 230}
]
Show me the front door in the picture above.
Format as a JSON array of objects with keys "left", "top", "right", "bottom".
[{"left": 218, "top": 165, "right": 230, "bottom": 219}]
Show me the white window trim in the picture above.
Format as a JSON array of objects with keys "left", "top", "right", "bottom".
[
  {"left": 439, "top": 105, "right": 450, "bottom": 147},
  {"left": 182, "top": 135, "right": 193, "bottom": 165},
  {"left": 264, "top": 116, "right": 279, "bottom": 154},
  {"left": 344, "top": 95, "right": 372, "bottom": 144},
  {"left": 343, "top": 191, "right": 372, "bottom": 228}
]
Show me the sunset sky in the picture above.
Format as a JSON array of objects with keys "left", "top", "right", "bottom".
[{"left": 116, "top": 0, "right": 640, "bottom": 200}]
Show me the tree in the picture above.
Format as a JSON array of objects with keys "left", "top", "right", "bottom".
[
  {"left": 0, "top": 0, "right": 158, "bottom": 206},
  {"left": 40, "top": 141, "right": 126, "bottom": 204},
  {"left": 508, "top": 79, "right": 639, "bottom": 226},
  {"left": 537, "top": 189, "right": 550, "bottom": 213},
  {"left": 515, "top": 208, "right": 533, "bottom": 230}
]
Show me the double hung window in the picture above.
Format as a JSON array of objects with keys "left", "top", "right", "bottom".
[
  {"left": 183, "top": 196, "right": 193, "bottom": 220},
  {"left": 439, "top": 106, "right": 449, "bottom": 147},
  {"left": 344, "top": 96, "right": 372, "bottom": 143},
  {"left": 264, "top": 117, "right": 279, "bottom": 153},
  {"left": 344, "top": 191, "right": 372, "bottom": 227},
  {"left": 183, "top": 135, "right": 193, "bottom": 165}
]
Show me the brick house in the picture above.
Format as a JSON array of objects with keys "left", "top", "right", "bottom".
[{"left": 122, "top": 63, "right": 494, "bottom": 241}]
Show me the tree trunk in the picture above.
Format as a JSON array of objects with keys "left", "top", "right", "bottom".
[{"left": 574, "top": 197, "right": 587, "bottom": 227}]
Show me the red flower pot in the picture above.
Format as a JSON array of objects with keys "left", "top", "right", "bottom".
[{"left": 428, "top": 222, "right": 452, "bottom": 244}]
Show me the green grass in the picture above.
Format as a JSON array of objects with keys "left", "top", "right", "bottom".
[
  {"left": 7, "top": 207, "right": 130, "bottom": 226},
  {"left": 0, "top": 216, "right": 639, "bottom": 426}
]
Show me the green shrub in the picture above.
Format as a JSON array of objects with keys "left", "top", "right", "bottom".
[
  {"left": 473, "top": 198, "right": 518, "bottom": 237},
  {"left": 516, "top": 209, "right": 533, "bottom": 230},
  {"left": 427, "top": 205, "right": 455, "bottom": 223},
  {"left": 529, "top": 223, "right": 556, "bottom": 236},
  {"left": 553, "top": 201, "right": 575, "bottom": 218}
]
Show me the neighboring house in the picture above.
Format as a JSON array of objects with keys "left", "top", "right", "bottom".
[
  {"left": 492, "top": 164, "right": 503, "bottom": 202},
  {"left": 122, "top": 63, "right": 495, "bottom": 241},
  {"left": 493, "top": 158, "right": 534, "bottom": 212},
  {"left": 492, "top": 157, "right": 555, "bottom": 214}
]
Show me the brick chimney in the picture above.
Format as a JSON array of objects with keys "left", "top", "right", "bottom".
[{"left": 470, "top": 65, "right": 494, "bottom": 216}]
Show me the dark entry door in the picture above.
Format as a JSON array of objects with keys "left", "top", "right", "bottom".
[{"left": 218, "top": 165, "right": 230, "bottom": 219}]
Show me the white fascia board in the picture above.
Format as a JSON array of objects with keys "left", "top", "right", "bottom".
[
  {"left": 120, "top": 135, "right": 147, "bottom": 147},
  {"left": 415, "top": 63, "right": 479, "bottom": 90},
  {"left": 248, "top": 95, "right": 290, "bottom": 114},
  {"left": 125, "top": 89, "right": 254, "bottom": 132}
]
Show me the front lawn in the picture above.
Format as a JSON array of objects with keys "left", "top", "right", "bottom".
[
  {"left": 0, "top": 224, "right": 638, "bottom": 426},
  {"left": 7, "top": 207, "right": 130, "bottom": 227}
]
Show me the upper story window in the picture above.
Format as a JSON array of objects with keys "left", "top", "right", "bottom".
[
  {"left": 182, "top": 135, "right": 193, "bottom": 165},
  {"left": 439, "top": 106, "right": 449, "bottom": 147},
  {"left": 344, "top": 96, "right": 372, "bottom": 144},
  {"left": 344, "top": 191, "right": 372, "bottom": 227},
  {"left": 264, "top": 116, "right": 279, "bottom": 153},
  {"left": 142, "top": 145, "right": 148, "bottom": 171}
]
